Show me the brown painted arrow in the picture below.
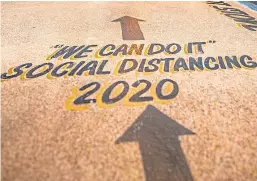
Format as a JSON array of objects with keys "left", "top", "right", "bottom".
[{"left": 112, "top": 16, "right": 145, "bottom": 40}]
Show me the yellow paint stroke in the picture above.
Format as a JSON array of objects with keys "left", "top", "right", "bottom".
[
  {"left": 20, "top": 68, "right": 33, "bottom": 81},
  {"left": 239, "top": 56, "right": 256, "bottom": 70},
  {"left": 123, "top": 82, "right": 152, "bottom": 107},
  {"left": 144, "top": 44, "right": 151, "bottom": 57},
  {"left": 96, "top": 82, "right": 114, "bottom": 108},
  {"left": 184, "top": 44, "right": 188, "bottom": 55},
  {"left": 69, "top": 54, "right": 79, "bottom": 60},
  {"left": 46, "top": 47, "right": 62, "bottom": 60},
  {"left": 65, "top": 86, "right": 91, "bottom": 110},
  {"left": 94, "top": 45, "right": 114, "bottom": 59},
  {"left": 164, "top": 44, "right": 179, "bottom": 56},
  {"left": 236, "top": 23, "right": 243, "bottom": 28},
  {"left": 1, "top": 67, "right": 15, "bottom": 82},
  {"left": 150, "top": 81, "right": 175, "bottom": 105}
]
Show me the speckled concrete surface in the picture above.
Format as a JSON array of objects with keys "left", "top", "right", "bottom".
[{"left": 1, "top": 2, "right": 257, "bottom": 181}]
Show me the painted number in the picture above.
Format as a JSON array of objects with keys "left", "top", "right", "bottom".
[
  {"left": 129, "top": 80, "right": 153, "bottom": 102},
  {"left": 65, "top": 79, "right": 179, "bottom": 110}
]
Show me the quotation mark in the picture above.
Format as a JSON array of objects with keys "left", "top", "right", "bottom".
[{"left": 208, "top": 40, "right": 216, "bottom": 43}]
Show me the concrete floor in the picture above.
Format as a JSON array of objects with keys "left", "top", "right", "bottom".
[{"left": 1, "top": 2, "right": 257, "bottom": 181}]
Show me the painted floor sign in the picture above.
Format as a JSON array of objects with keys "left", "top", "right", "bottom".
[{"left": 1, "top": 1, "right": 257, "bottom": 181}]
